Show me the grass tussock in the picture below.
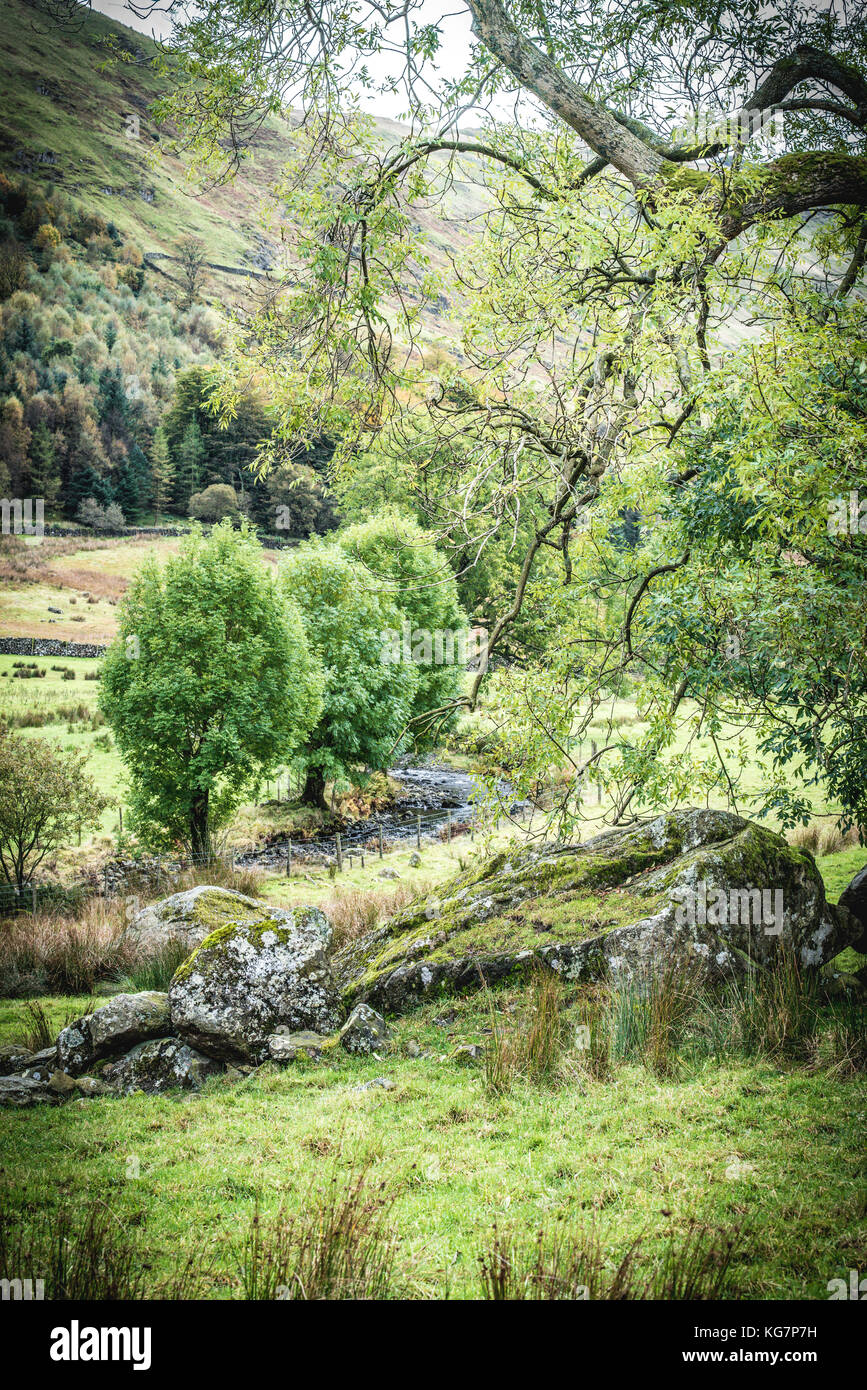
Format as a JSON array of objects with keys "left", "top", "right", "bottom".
[
  {"left": 235, "top": 1161, "right": 399, "bottom": 1300},
  {"left": 323, "top": 881, "right": 426, "bottom": 951},
  {"left": 609, "top": 960, "right": 701, "bottom": 1077},
  {"left": 0, "top": 899, "right": 139, "bottom": 996},
  {"left": 0, "top": 1194, "right": 144, "bottom": 1300},
  {"left": 116, "top": 938, "right": 191, "bottom": 994},
  {"left": 484, "top": 967, "right": 566, "bottom": 1093},
  {"left": 17, "top": 997, "right": 95, "bottom": 1051},
  {"left": 477, "top": 1220, "right": 739, "bottom": 1300},
  {"left": 692, "top": 951, "right": 865, "bottom": 1072},
  {"left": 164, "top": 860, "right": 266, "bottom": 898},
  {"left": 787, "top": 820, "right": 861, "bottom": 856}
]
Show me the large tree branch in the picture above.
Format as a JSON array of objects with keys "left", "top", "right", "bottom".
[{"left": 465, "top": 0, "right": 664, "bottom": 185}]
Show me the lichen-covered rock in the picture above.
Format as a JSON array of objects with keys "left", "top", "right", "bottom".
[
  {"left": 74, "top": 1075, "right": 108, "bottom": 1098},
  {"left": 0, "top": 1075, "right": 53, "bottom": 1107},
  {"left": 103, "top": 1036, "right": 224, "bottom": 1094},
  {"left": 267, "top": 1030, "right": 334, "bottom": 1062},
  {"left": 18, "top": 1046, "right": 62, "bottom": 1082},
  {"left": 169, "top": 908, "right": 339, "bottom": 1062},
  {"left": 838, "top": 865, "right": 867, "bottom": 954},
  {"left": 0, "top": 1044, "right": 33, "bottom": 1073},
  {"left": 57, "top": 992, "right": 171, "bottom": 1075},
  {"left": 339, "top": 1004, "right": 389, "bottom": 1055},
  {"left": 335, "top": 808, "right": 857, "bottom": 1013},
  {"left": 46, "top": 1069, "right": 77, "bottom": 1096},
  {"left": 121, "top": 885, "right": 296, "bottom": 955}
]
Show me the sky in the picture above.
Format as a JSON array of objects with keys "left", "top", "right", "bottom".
[{"left": 91, "top": 0, "right": 481, "bottom": 123}]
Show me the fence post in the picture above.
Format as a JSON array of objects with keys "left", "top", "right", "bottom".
[
  {"left": 286, "top": 839, "right": 291, "bottom": 877},
  {"left": 336, "top": 833, "right": 343, "bottom": 872},
  {"left": 118, "top": 806, "right": 123, "bottom": 836},
  {"left": 378, "top": 827, "right": 384, "bottom": 859},
  {"left": 416, "top": 814, "right": 421, "bottom": 849}
]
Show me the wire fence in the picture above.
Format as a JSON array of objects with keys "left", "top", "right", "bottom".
[
  {"left": 0, "top": 804, "right": 533, "bottom": 915},
  {"left": 273, "top": 801, "right": 518, "bottom": 873}
]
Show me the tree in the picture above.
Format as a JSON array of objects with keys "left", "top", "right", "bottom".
[
  {"left": 0, "top": 731, "right": 108, "bottom": 890},
  {"left": 0, "top": 396, "right": 30, "bottom": 495},
  {"left": 178, "top": 417, "right": 205, "bottom": 499},
  {"left": 151, "top": 0, "right": 867, "bottom": 831},
  {"left": 279, "top": 542, "right": 417, "bottom": 810},
  {"left": 267, "top": 460, "right": 339, "bottom": 536},
  {"left": 150, "top": 426, "right": 175, "bottom": 523},
  {"left": 100, "top": 520, "right": 322, "bottom": 854},
  {"left": 176, "top": 235, "right": 208, "bottom": 311},
  {"left": 27, "top": 419, "right": 60, "bottom": 507},
  {"left": 339, "top": 512, "right": 468, "bottom": 745},
  {"left": 76, "top": 495, "right": 106, "bottom": 529},
  {"left": 0, "top": 240, "right": 28, "bottom": 301},
  {"left": 113, "top": 441, "right": 150, "bottom": 522},
  {"left": 188, "top": 482, "right": 240, "bottom": 521}
]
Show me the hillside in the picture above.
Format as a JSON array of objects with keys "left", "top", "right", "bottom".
[{"left": 0, "top": 0, "right": 489, "bottom": 333}]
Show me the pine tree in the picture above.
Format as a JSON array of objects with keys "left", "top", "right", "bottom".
[
  {"left": 150, "top": 426, "right": 175, "bottom": 524},
  {"left": 28, "top": 419, "right": 60, "bottom": 507},
  {"left": 178, "top": 418, "right": 205, "bottom": 504}
]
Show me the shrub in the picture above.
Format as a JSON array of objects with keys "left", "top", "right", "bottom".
[{"left": 188, "top": 483, "right": 240, "bottom": 522}]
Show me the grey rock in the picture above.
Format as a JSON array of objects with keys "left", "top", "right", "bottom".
[
  {"left": 335, "top": 808, "right": 858, "bottom": 1013},
  {"left": 47, "top": 1069, "right": 78, "bottom": 1096},
  {"left": 409, "top": 853, "right": 422, "bottom": 868},
  {"left": 57, "top": 992, "right": 170, "bottom": 1075},
  {"left": 0, "top": 1044, "right": 34, "bottom": 1073},
  {"left": 267, "top": 1030, "right": 333, "bottom": 1062},
  {"left": 19, "top": 1047, "right": 60, "bottom": 1082},
  {"left": 169, "top": 907, "right": 339, "bottom": 1062},
  {"left": 339, "top": 1003, "right": 390, "bottom": 1055},
  {"left": 353, "top": 1076, "right": 395, "bottom": 1091},
  {"left": 74, "top": 1075, "right": 108, "bottom": 1097},
  {"left": 451, "top": 1043, "right": 484, "bottom": 1064},
  {"left": 838, "top": 866, "right": 867, "bottom": 954},
  {"left": 0, "top": 1074, "right": 53, "bottom": 1107},
  {"left": 120, "top": 884, "right": 296, "bottom": 956},
  {"left": 103, "top": 1037, "right": 224, "bottom": 1094},
  {"left": 378, "top": 868, "right": 400, "bottom": 880}
]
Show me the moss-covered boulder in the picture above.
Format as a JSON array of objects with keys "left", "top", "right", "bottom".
[
  {"left": 169, "top": 908, "right": 339, "bottom": 1062},
  {"left": 56, "top": 991, "right": 171, "bottom": 1076},
  {"left": 335, "top": 809, "right": 857, "bottom": 1014},
  {"left": 102, "top": 1037, "right": 225, "bottom": 1094},
  {"left": 121, "top": 885, "right": 294, "bottom": 955}
]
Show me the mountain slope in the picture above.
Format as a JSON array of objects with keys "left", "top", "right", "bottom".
[{"left": 0, "top": 0, "right": 489, "bottom": 337}]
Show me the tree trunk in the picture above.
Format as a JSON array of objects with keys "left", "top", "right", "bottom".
[
  {"left": 302, "top": 766, "right": 328, "bottom": 812},
  {"left": 190, "top": 790, "right": 210, "bottom": 859}
]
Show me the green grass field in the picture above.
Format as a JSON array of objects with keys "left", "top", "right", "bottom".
[{"left": 0, "top": 982, "right": 863, "bottom": 1299}]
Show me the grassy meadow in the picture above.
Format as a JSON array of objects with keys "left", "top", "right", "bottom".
[{"left": 1, "top": 532, "right": 866, "bottom": 1302}]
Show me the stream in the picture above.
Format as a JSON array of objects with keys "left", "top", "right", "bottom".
[{"left": 237, "top": 763, "right": 527, "bottom": 868}]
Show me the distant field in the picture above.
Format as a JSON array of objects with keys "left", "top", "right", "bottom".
[{"left": 0, "top": 533, "right": 281, "bottom": 644}]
